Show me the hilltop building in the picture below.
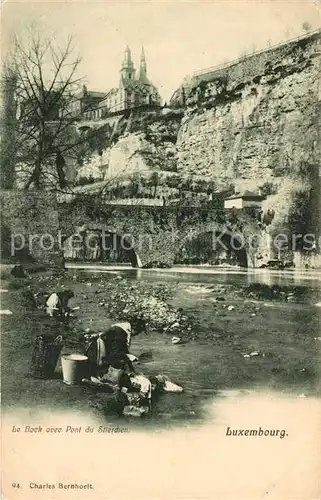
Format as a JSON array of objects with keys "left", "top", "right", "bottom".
[
  {"left": 104, "top": 46, "right": 162, "bottom": 113},
  {"left": 77, "top": 47, "right": 162, "bottom": 120},
  {"left": 69, "top": 87, "right": 107, "bottom": 119}
]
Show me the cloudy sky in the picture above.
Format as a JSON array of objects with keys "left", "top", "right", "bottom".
[{"left": 2, "top": 0, "right": 321, "bottom": 101}]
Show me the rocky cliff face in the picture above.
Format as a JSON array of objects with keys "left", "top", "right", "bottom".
[
  {"left": 175, "top": 31, "right": 321, "bottom": 257},
  {"left": 75, "top": 108, "right": 183, "bottom": 181},
  {"left": 104, "top": 132, "right": 157, "bottom": 179},
  {"left": 74, "top": 32, "right": 320, "bottom": 262},
  {"left": 82, "top": 32, "right": 320, "bottom": 192},
  {"left": 176, "top": 32, "right": 320, "bottom": 194}
]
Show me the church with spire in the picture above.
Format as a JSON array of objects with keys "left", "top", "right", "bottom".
[{"left": 104, "top": 46, "right": 162, "bottom": 113}]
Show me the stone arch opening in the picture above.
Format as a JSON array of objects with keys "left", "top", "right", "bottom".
[
  {"left": 62, "top": 228, "right": 142, "bottom": 268},
  {"left": 174, "top": 230, "right": 248, "bottom": 268}
]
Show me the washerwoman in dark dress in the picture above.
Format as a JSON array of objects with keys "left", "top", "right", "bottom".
[{"left": 86, "top": 317, "right": 147, "bottom": 385}]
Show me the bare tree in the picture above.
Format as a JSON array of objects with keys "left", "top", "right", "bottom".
[{"left": 7, "top": 29, "right": 87, "bottom": 190}]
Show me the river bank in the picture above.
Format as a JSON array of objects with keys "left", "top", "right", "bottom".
[{"left": 1, "top": 270, "right": 321, "bottom": 427}]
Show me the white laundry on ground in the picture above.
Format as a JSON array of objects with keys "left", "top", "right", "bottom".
[
  {"left": 0, "top": 309, "right": 13, "bottom": 315},
  {"left": 130, "top": 374, "right": 152, "bottom": 399},
  {"left": 46, "top": 293, "right": 60, "bottom": 317}
]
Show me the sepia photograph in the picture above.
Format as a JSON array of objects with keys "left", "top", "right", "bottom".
[{"left": 1, "top": 0, "right": 321, "bottom": 498}]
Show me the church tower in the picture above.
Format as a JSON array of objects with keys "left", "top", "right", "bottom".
[
  {"left": 120, "top": 46, "right": 135, "bottom": 83},
  {"left": 138, "top": 47, "right": 148, "bottom": 83}
]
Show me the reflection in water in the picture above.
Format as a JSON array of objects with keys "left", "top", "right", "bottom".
[{"left": 66, "top": 263, "right": 321, "bottom": 289}]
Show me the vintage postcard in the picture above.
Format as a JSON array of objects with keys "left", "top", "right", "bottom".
[{"left": 1, "top": 0, "right": 321, "bottom": 498}]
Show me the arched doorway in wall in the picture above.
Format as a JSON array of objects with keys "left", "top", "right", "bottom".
[
  {"left": 62, "top": 228, "right": 142, "bottom": 268},
  {"left": 174, "top": 230, "right": 248, "bottom": 268}
]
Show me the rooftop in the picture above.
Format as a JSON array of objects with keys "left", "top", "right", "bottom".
[{"left": 225, "top": 190, "right": 266, "bottom": 200}]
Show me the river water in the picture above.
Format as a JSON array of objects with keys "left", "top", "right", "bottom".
[
  {"left": 64, "top": 264, "right": 321, "bottom": 413},
  {"left": 66, "top": 263, "right": 321, "bottom": 289}
]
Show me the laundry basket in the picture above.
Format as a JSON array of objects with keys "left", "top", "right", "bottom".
[{"left": 30, "top": 334, "right": 63, "bottom": 379}]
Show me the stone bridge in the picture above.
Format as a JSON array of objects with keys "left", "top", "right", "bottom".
[{"left": 58, "top": 198, "right": 263, "bottom": 268}]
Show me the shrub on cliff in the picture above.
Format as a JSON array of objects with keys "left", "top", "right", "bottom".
[
  {"left": 288, "top": 191, "right": 313, "bottom": 249},
  {"left": 77, "top": 175, "right": 96, "bottom": 186},
  {"left": 259, "top": 182, "right": 278, "bottom": 197}
]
